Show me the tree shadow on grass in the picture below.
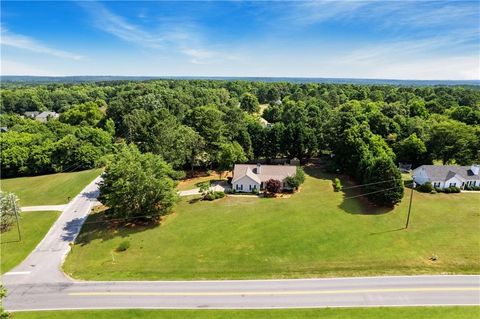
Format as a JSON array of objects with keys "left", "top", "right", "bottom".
[
  {"left": 304, "top": 165, "right": 394, "bottom": 215},
  {"left": 73, "top": 211, "right": 160, "bottom": 246},
  {"left": 188, "top": 197, "right": 202, "bottom": 204}
]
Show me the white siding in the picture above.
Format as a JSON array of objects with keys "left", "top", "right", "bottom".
[
  {"left": 431, "top": 181, "right": 444, "bottom": 189},
  {"left": 232, "top": 175, "right": 260, "bottom": 193},
  {"left": 413, "top": 167, "right": 430, "bottom": 185},
  {"left": 444, "top": 176, "right": 465, "bottom": 188}
]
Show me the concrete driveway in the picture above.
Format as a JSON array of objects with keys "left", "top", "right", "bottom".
[{"left": 21, "top": 205, "right": 67, "bottom": 212}]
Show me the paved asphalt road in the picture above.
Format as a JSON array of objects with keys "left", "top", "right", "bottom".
[
  {"left": 4, "top": 276, "right": 480, "bottom": 311},
  {"left": 3, "top": 176, "right": 101, "bottom": 284},
  {"left": 2, "top": 177, "right": 479, "bottom": 311}
]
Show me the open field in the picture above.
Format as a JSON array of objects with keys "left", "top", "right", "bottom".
[
  {"left": 64, "top": 166, "right": 480, "bottom": 280},
  {"left": 1, "top": 211, "right": 60, "bottom": 274},
  {"left": 11, "top": 307, "right": 480, "bottom": 319},
  {"left": 1, "top": 169, "right": 102, "bottom": 206}
]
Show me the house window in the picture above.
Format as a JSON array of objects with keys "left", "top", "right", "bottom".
[
  {"left": 249, "top": 184, "right": 252, "bottom": 191},
  {"left": 433, "top": 182, "right": 441, "bottom": 188},
  {"left": 240, "top": 184, "right": 243, "bottom": 190},
  {"left": 449, "top": 182, "right": 456, "bottom": 187},
  {"left": 236, "top": 184, "right": 239, "bottom": 190}
]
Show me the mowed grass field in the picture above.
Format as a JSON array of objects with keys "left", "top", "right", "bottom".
[
  {"left": 1, "top": 168, "right": 102, "bottom": 206},
  {"left": 64, "top": 166, "right": 480, "bottom": 280},
  {"left": 12, "top": 307, "right": 480, "bottom": 319},
  {"left": 1, "top": 211, "right": 60, "bottom": 274}
]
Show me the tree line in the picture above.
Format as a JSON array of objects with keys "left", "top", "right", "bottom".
[{"left": 1, "top": 79, "right": 479, "bottom": 207}]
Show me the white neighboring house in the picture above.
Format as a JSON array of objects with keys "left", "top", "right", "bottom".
[
  {"left": 36, "top": 111, "right": 59, "bottom": 123},
  {"left": 232, "top": 164, "right": 297, "bottom": 192},
  {"left": 413, "top": 164, "right": 480, "bottom": 189},
  {"left": 24, "top": 111, "right": 59, "bottom": 123}
]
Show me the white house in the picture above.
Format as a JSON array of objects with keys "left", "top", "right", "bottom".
[
  {"left": 36, "top": 111, "right": 59, "bottom": 123},
  {"left": 232, "top": 164, "right": 297, "bottom": 192},
  {"left": 23, "top": 111, "right": 59, "bottom": 123},
  {"left": 413, "top": 164, "right": 480, "bottom": 189}
]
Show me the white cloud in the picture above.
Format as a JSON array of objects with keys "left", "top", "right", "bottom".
[
  {"left": 181, "top": 48, "right": 217, "bottom": 64},
  {"left": 79, "top": 2, "right": 164, "bottom": 49},
  {"left": 80, "top": 1, "right": 239, "bottom": 65},
  {"left": 284, "top": 0, "right": 479, "bottom": 30},
  {"left": 363, "top": 56, "right": 480, "bottom": 80},
  {"left": 0, "top": 27, "right": 83, "bottom": 60},
  {"left": 1, "top": 59, "right": 56, "bottom": 75}
]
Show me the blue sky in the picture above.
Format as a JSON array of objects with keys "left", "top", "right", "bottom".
[{"left": 1, "top": 1, "right": 479, "bottom": 79}]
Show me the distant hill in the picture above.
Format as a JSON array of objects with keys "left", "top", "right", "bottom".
[{"left": 1, "top": 75, "right": 479, "bottom": 86}]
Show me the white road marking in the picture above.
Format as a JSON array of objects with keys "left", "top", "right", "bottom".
[{"left": 4, "top": 271, "right": 31, "bottom": 275}]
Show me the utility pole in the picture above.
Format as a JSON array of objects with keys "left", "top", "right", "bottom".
[
  {"left": 405, "top": 181, "right": 415, "bottom": 229},
  {"left": 11, "top": 195, "right": 21, "bottom": 241}
]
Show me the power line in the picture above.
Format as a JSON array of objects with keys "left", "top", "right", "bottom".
[
  {"left": 342, "top": 178, "right": 404, "bottom": 190},
  {"left": 344, "top": 182, "right": 413, "bottom": 200}
]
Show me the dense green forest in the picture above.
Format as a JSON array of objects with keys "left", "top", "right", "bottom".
[{"left": 1, "top": 80, "right": 479, "bottom": 205}]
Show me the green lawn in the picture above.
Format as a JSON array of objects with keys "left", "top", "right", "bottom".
[
  {"left": 11, "top": 307, "right": 480, "bottom": 319},
  {"left": 1, "top": 169, "right": 102, "bottom": 206},
  {"left": 1, "top": 211, "right": 60, "bottom": 274},
  {"left": 64, "top": 166, "right": 480, "bottom": 280}
]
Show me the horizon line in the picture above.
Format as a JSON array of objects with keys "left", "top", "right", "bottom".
[{"left": 1, "top": 75, "right": 479, "bottom": 82}]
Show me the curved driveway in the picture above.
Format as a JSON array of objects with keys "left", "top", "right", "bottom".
[{"left": 2, "top": 177, "right": 479, "bottom": 311}]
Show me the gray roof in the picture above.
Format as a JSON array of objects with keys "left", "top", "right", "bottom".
[
  {"left": 232, "top": 164, "right": 296, "bottom": 184},
  {"left": 414, "top": 165, "right": 480, "bottom": 181},
  {"left": 24, "top": 111, "right": 40, "bottom": 117},
  {"left": 36, "top": 111, "right": 59, "bottom": 118}
]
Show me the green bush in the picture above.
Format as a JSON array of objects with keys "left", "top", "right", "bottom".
[
  {"left": 214, "top": 191, "right": 225, "bottom": 198},
  {"left": 204, "top": 193, "right": 215, "bottom": 201},
  {"left": 333, "top": 178, "right": 342, "bottom": 192},
  {"left": 417, "top": 182, "right": 433, "bottom": 193},
  {"left": 441, "top": 186, "right": 460, "bottom": 194},
  {"left": 465, "top": 185, "right": 480, "bottom": 191},
  {"left": 204, "top": 191, "right": 225, "bottom": 201},
  {"left": 450, "top": 186, "right": 461, "bottom": 193},
  {"left": 117, "top": 240, "right": 130, "bottom": 252}
]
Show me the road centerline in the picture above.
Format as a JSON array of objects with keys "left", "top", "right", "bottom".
[{"left": 68, "top": 286, "right": 479, "bottom": 297}]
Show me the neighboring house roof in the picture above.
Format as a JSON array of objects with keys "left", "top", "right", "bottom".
[
  {"left": 36, "top": 111, "right": 59, "bottom": 119},
  {"left": 24, "top": 111, "right": 40, "bottom": 117},
  {"left": 413, "top": 165, "right": 480, "bottom": 182},
  {"left": 232, "top": 164, "right": 296, "bottom": 184},
  {"left": 259, "top": 117, "right": 271, "bottom": 127}
]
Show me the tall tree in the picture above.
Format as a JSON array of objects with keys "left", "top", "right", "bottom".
[
  {"left": 363, "top": 156, "right": 404, "bottom": 206},
  {"left": 98, "top": 144, "right": 180, "bottom": 220},
  {"left": 394, "top": 133, "right": 429, "bottom": 168},
  {"left": 240, "top": 93, "right": 260, "bottom": 113}
]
